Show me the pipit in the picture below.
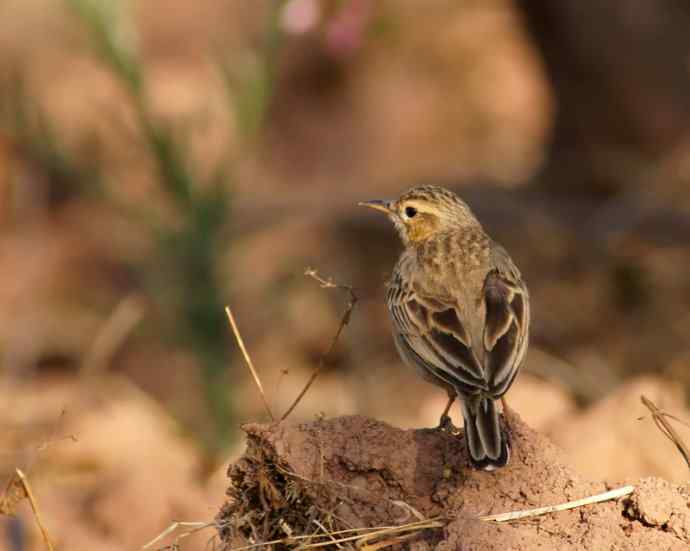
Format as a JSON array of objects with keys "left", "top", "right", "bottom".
[{"left": 359, "top": 185, "right": 529, "bottom": 471}]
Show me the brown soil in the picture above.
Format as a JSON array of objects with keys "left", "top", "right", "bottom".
[{"left": 217, "top": 411, "right": 689, "bottom": 550}]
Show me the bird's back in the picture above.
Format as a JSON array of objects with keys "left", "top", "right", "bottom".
[
  {"left": 409, "top": 228, "right": 492, "bottom": 350},
  {"left": 387, "top": 225, "right": 528, "bottom": 395}
]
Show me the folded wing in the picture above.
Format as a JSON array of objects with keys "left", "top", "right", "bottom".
[
  {"left": 387, "top": 279, "right": 488, "bottom": 395},
  {"left": 482, "top": 270, "right": 529, "bottom": 397}
]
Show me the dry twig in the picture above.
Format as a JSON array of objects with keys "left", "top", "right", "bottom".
[
  {"left": 225, "top": 305, "right": 274, "bottom": 421},
  {"left": 479, "top": 485, "right": 635, "bottom": 522},
  {"left": 640, "top": 394, "right": 690, "bottom": 471},
  {"left": 35, "top": 409, "right": 78, "bottom": 456},
  {"left": 281, "top": 268, "right": 357, "bottom": 421},
  {"left": 0, "top": 471, "right": 25, "bottom": 516}
]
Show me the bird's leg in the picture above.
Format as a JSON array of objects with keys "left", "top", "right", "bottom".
[{"left": 436, "top": 393, "right": 460, "bottom": 433}]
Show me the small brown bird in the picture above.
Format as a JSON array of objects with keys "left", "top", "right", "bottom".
[{"left": 359, "top": 185, "right": 529, "bottom": 470}]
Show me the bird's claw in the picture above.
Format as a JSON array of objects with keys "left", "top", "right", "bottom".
[{"left": 436, "top": 414, "right": 460, "bottom": 434}]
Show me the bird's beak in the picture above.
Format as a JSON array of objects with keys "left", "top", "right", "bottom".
[{"left": 358, "top": 199, "right": 393, "bottom": 215}]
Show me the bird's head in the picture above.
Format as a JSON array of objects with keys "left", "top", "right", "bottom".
[{"left": 358, "top": 185, "right": 479, "bottom": 246}]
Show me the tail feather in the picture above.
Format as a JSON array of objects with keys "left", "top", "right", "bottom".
[{"left": 462, "top": 397, "right": 510, "bottom": 471}]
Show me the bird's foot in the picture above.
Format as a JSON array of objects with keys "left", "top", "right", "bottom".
[{"left": 436, "top": 414, "right": 461, "bottom": 434}]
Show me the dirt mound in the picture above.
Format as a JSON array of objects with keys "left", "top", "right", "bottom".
[{"left": 217, "top": 411, "right": 689, "bottom": 550}]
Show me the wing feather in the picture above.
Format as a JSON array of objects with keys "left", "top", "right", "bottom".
[
  {"left": 483, "top": 270, "right": 529, "bottom": 396},
  {"left": 387, "top": 279, "right": 488, "bottom": 393},
  {"left": 387, "top": 249, "right": 529, "bottom": 401}
]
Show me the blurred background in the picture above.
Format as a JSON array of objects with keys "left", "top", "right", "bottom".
[{"left": 1, "top": 0, "right": 690, "bottom": 549}]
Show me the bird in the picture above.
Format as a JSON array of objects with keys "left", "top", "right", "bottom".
[{"left": 359, "top": 185, "right": 529, "bottom": 471}]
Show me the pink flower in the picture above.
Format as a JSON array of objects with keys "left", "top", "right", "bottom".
[{"left": 281, "top": 0, "right": 321, "bottom": 35}]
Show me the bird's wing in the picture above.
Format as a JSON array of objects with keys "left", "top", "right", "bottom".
[
  {"left": 386, "top": 273, "right": 488, "bottom": 394},
  {"left": 482, "top": 263, "right": 530, "bottom": 398}
]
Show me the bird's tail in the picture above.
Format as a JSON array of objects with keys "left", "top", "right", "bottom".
[{"left": 461, "top": 397, "right": 510, "bottom": 471}]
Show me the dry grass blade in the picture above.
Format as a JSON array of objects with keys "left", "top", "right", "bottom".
[
  {"left": 337, "top": 519, "right": 444, "bottom": 549},
  {"left": 140, "top": 520, "right": 214, "bottom": 550},
  {"left": 479, "top": 485, "right": 635, "bottom": 522},
  {"left": 662, "top": 414, "right": 690, "bottom": 430},
  {"left": 295, "top": 518, "right": 443, "bottom": 550},
  {"left": 391, "top": 500, "right": 426, "bottom": 522},
  {"left": 10, "top": 469, "right": 55, "bottom": 551},
  {"left": 281, "top": 268, "right": 358, "bottom": 421},
  {"left": 226, "top": 519, "right": 443, "bottom": 551},
  {"left": 640, "top": 394, "right": 690, "bottom": 471},
  {"left": 225, "top": 305, "right": 274, "bottom": 421},
  {"left": 360, "top": 533, "right": 417, "bottom": 551},
  {"left": 312, "top": 518, "right": 342, "bottom": 549},
  {"left": 82, "top": 294, "right": 146, "bottom": 375}
]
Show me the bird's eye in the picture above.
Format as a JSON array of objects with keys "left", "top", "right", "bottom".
[{"left": 404, "top": 206, "right": 418, "bottom": 218}]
